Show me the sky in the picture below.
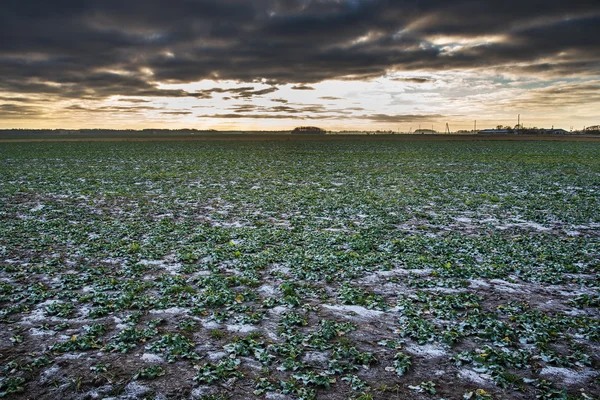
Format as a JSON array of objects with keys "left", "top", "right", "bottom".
[{"left": 1, "top": 0, "right": 599, "bottom": 132}]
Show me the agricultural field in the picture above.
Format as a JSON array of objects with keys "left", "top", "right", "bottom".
[{"left": 0, "top": 139, "right": 599, "bottom": 400}]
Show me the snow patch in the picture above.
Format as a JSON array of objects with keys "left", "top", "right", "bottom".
[
  {"left": 149, "top": 307, "right": 189, "bottom": 315},
  {"left": 141, "top": 353, "right": 164, "bottom": 363},
  {"left": 29, "top": 327, "right": 56, "bottom": 337},
  {"left": 302, "top": 351, "right": 329, "bottom": 364},
  {"left": 539, "top": 367, "right": 598, "bottom": 385},
  {"left": 458, "top": 368, "right": 493, "bottom": 385},
  {"left": 258, "top": 285, "right": 280, "bottom": 297},
  {"left": 124, "top": 381, "right": 150, "bottom": 397},
  {"left": 226, "top": 324, "right": 257, "bottom": 333},
  {"left": 404, "top": 343, "right": 447, "bottom": 358},
  {"left": 469, "top": 279, "right": 491, "bottom": 289},
  {"left": 207, "top": 351, "right": 228, "bottom": 361},
  {"left": 322, "top": 304, "right": 384, "bottom": 319}
]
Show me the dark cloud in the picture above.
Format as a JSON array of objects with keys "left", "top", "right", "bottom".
[
  {"left": 0, "top": 104, "right": 43, "bottom": 118},
  {"left": 194, "top": 86, "right": 279, "bottom": 99},
  {"left": 319, "top": 96, "right": 344, "bottom": 100},
  {"left": 1, "top": 0, "right": 599, "bottom": 101},
  {"left": 161, "top": 111, "right": 193, "bottom": 115},
  {"left": 357, "top": 114, "right": 445, "bottom": 123},
  {"left": 117, "top": 98, "right": 151, "bottom": 103},
  {"left": 291, "top": 85, "right": 316, "bottom": 90},
  {"left": 64, "top": 104, "right": 161, "bottom": 113},
  {"left": 197, "top": 112, "right": 441, "bottom": 123},
  {"left": 226, "top": 102, "right": 356, "bottom": 116},
  {"left": 491, "top": 80, "right": 600, "bottom": 111}
]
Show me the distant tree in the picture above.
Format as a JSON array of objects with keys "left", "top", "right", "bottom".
[{"left": 291, "top": 126, "right": 326, "bottom": 134}]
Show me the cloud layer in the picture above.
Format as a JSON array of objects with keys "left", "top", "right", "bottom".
[
  {"left": 1, "top": 1, "right": 599, "bottom": 129},
  {"left": 2, "top": 0, "right": 599, "bottom": 100}
]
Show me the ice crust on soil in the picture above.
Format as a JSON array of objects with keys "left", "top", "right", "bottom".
[
  {"left": 404, "top": 343, "right": 448, "bottom": 358},
  {"left": 539, "top": 366, "right": 599, "bottom": 385},
  {"left": 322, "top": 304, "right": 385, "bottom": 319},
  {"left": 140, "top": 353, "right": 164, "bottom": 363}
]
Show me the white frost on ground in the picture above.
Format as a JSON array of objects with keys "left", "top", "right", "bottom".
[
  {"left": 30, "top": 203, "right": 45, "bottom": 212},
  {"left": 21, "top": 308, "right": 49, "bottom": 325},
  {"left": 469, "top": 279, "right": 491, "bottom": 289},
  {"left": 226, "top": 324, "right": 258, "bottom": 333},
  {"left": 149, "top": 307, "right": 189, "bottom": 315},
  {"left": 404, "top": 343, "right": 447, "bottom": 358},
  {"left": 39, "top": 365, "right": 61, "bottom": 384},
  {"left": 138, "top": 258, "right": 182, "bottom": 275},
  {"left": 490, "top": 279, "right": 529, "bottom": 294},
  {"left": 191, "top": 386, "right": 219, "bottom": 399},
  {"left": 458, "top": 368, "right": 493, "bottom": 385},
  {"left": 455, "top": 217, "right": 472, "bottom": 223},
  {"left": 322, "top": 304, "right": 384, "bottom": 319},
  {"left": 258, "top": 285, "right": 281, "bottom": 297},
  {"left": 377, "top": 268, "right": 431, "bottom": 277},
  {"left": 302, "top": 351, "right": 329, "bottom": 364},
  {"left": 124, "top": 382, "right": 150, "bottom": 397},
  {"left": 265, "top": 393, "right": 290, "bottom": 400},
  {"left": 29, "top": 327, "right": 56, "bottom": 336},
  {"left": 207, "top": 351, "right": 228, "bottom": 361},
  {"left": 270, "top": 263, "right": 291, "bottom": 275},
  {"left": 539, "top": 367, "right": 598, "bottom": 385},
  {"left": 141, "top": 353, "right": 164, "bottom": 363},
  {"left": 200, "top": 319, "right": 221, "bottom": 329}
]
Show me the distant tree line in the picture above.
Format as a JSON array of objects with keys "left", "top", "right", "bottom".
[{"left": 291, "top": 126, "right": 326, "bottom": 134}]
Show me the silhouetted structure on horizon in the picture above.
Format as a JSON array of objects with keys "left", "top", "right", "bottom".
[{"left": 292, "top": 126, "right": 326, "bottom": 134}]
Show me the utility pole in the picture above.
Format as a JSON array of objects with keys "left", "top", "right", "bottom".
[{"left": 474, "top": 120, "right": 477, "bottom": 132}]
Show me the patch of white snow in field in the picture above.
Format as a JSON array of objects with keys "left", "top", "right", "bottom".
[
  {"left": 258, "top": 285, "right": 280, "bottom": 297},
  {"left": 469, "top": 279, "right": 491, "bottom": 289},
  {"left": 302, "top": 351, "right": 329, "bottom": 364},
  {"left": 455, "top": 217, "right": 472, "bottom": 223},
  {"left": 270, "top": 264, "right": 291, "bottom": 274},
  {"left": 207, "top": 351, "right": 228, "bottom": 361},
  {"left": 269, "top": 306, "right": 289, "bottom": 315},
  {"left": 29, "top": 327, "right": 56, "bottom": 336},
  {"left": 322, "top": 304, "right": 384, "bottom": 319},
  {"left": 377, "top": 268, "right": 431, "bottom": 277},
  {"left": 539, "top": 367, "right": 598, "bottom": 385},
  {"left": 265, "top": 393, "right": 290, "bottom": 400},
  {"left": 149, "top": 307, "right": 189, "bottom": 315},
  {"left": 226, "top": 324, "right": 257, "bottom": 333},
  {"left": 40, "top": 365, "right": 61, "bottom": 384},
  {"left": 141, "top": 353, "right": 164, "bottom": 363},
  {"left": 458, "top": 368, "right": 493, "bottom": 385},
  {"left": 21, "top": 308, "right": 48, "bottom": 324},
  {"left": 139, "top": 259, "right": 182, "bottom": 275},
  {"left": 124, "top": 382, "right": 150, "bottom": 397},
  {"left": 200, "top": 320, "right": 221, "bottom": 329},
  {"left": 490, "top": 279, "right": 528, "bottom": 294},
  {"left": 405, "top": 343, "right": 447, "bottom": 358},
  {"left": 31, "top": 203, "right": 45, "bottom": 212}
]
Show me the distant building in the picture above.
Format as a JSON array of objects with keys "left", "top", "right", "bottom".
[
  {"left": 413, "top": 129, "right": 436, "bottom": 134},
  {"left": 540, "top": 128, "right": 569, "bottom": 135},
  {"left": 292, "top": 126, "right": 326, "bottom": 134},
  {"left": 478, "top": 129, "right": 513, "bottom": 134}
]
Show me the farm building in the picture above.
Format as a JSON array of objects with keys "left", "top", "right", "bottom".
[{"left": 478, "top": 129, "right": 513, "bottom": 134}]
